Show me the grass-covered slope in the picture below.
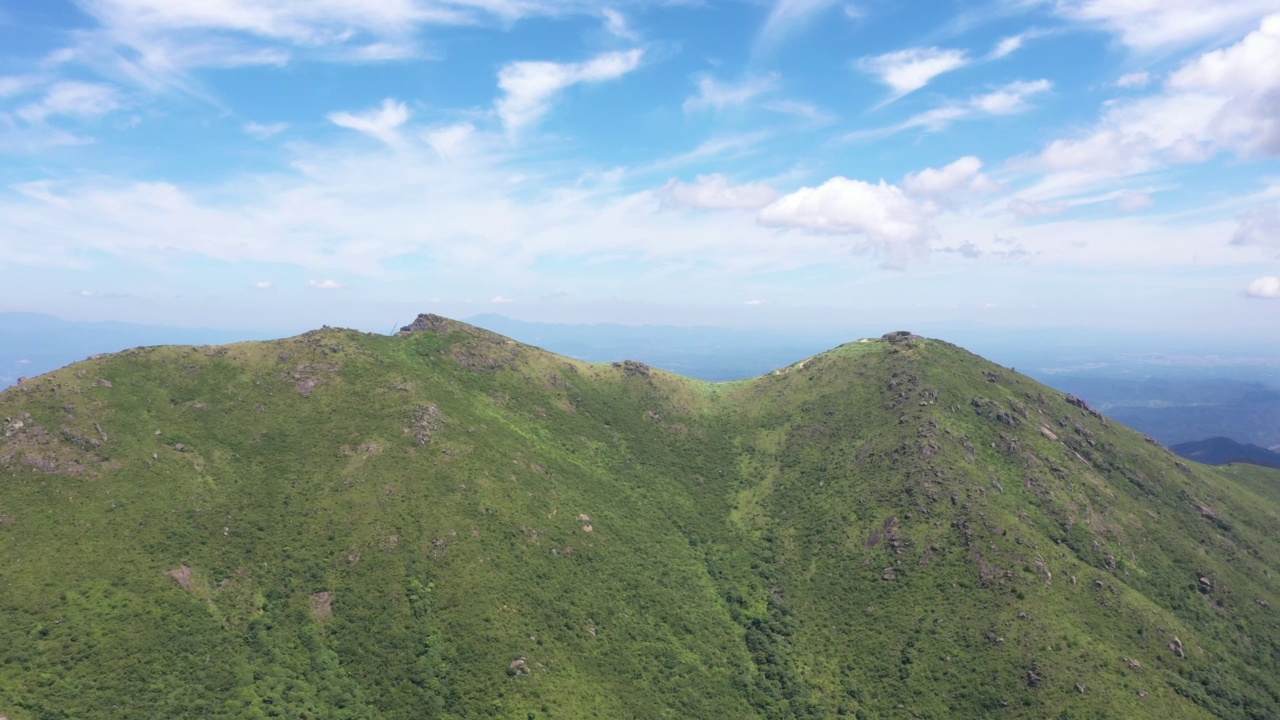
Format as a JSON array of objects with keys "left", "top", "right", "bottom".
[{"left": 0, "top": 317, "right": 1277, "bottom": 719}]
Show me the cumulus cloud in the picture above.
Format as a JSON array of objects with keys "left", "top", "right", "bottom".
[
  {"left": 744, "top": 299, "right": 766, "bottom": 305},
  {"left": 253, "top": 280, "right": 273, "bottom": 289},
  {"left": 496, "top": 49, "right": 644, "bottom": 135},
  {"left": 491, "top": 295, "right": 515, "bottom": 304},
  {"left": 660, "top": 174, "right": 779, "bottom": 210},
  {"left": 757, "top": 177, "right": 936, "bottom": 268},
  {"left": 683, "top": 73, "right": 778, "bottom": 112},
  {"left": 308, "top": 279, "right": 344, "bottom": 290},
  {"left": 902, "top": 156, "right": 1001, "bottom": 201},
  {"left": 328, "top": 98, "right": 410, "bottom": 145},
  {"left": 1247, "top": 276, "right": 1280, "bottom": 297},
  {"left": 856, "top": 47, "right": 970, "bottom": 101},
  {"left": 1028, "top": 14, "right": 1280, "bottom": 186}
]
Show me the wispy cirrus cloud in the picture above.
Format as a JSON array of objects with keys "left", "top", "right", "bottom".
[
  {"left": 57, "top": 0, "right": 626, "bottom": 98},
  {"left": 244, "top": 121, "right": 289, "bottom": 139},
  {"left": 856, "top": 46, "right": 970, "bottom": 102},
  {"left": 844, "top": 79, "right": 1051, "bottom": 140},
  {"left": 328, "top": 99, "right": 410, "bottom": 145},
  {"left": 496, "top": 49, "right": 644, "bottom": 135},
  {"left": 1053, "top": 0, "right": 1278, "bottom": 51},
  {"left": 683, "top": 73, "right": 778, "bottom": 112},
  {"left": 757, "top": 0, "right": 843, "bottom": 51},
  {"left": 16, "top": 81, "right": 121, "bottom": 123},
  {"left": 659, "top": 174, "right": 779, "bottom": 210}
]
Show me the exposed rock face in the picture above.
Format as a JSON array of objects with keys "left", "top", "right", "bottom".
[
  {"left": 399, "top": 313, "right": 459, "bottom": 334},
  {"left": 612, "top": 360, "right": 651, "bottom": 377},
  {"left": 167, "top": 565, "right": 194, "bottom": 592},
  {"left": 310, "top": 591, "right": 334, "bottom": 620},
  {"left": 882, "top": 331, "right": 922, "bottom": 345}
]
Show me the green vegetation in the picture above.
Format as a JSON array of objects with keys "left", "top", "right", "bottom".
[{"left": 1, "top": 316, "right": 1278, "bottom": 719}]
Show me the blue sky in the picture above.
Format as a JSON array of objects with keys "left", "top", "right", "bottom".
[{"left": 0, "top": 0, "right": 1278, "bottom": 336}]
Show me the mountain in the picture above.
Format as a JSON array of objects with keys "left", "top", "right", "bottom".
[
  {"left": 1047, "top": 375, "right": 1280, "bottom": 450},
  {"left": 463, "top": 315, "right": 1280, "bottom": 450},
  {"left": 1171, "top": 437, "right": 1280, "bottom": 469},
  {"left": 1, "top": 315, "right": 1278, "bottom": 719}
]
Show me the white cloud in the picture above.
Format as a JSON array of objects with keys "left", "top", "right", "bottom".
[
  {"left": 60, "top": 0, "right": 619, "bottom": 99},
  {"left": 424, "top": 122, "right": 476, "bottom": 160},
  {"left": 635, "top": 132, "right": 772, "bottom": 175},
  {"left": 758, "top": 0, "right": 842, "bottom": 49},
  {"left": 1054, "top": 0, "right": 1278, "bottom": 51},
  {"left": 660, "top": 174, "right": 779, "bottom": 210},
  {"left": 757, "top": 177, "right": 936, "bottom": 268},
  {"left": 970, "top": 79, "right": 1052, "bottom": 114},
  {"left": 601, "top": 8, "right": 637, "bottom": 40},
  {"left": 0, "top": 75, "right": 43, "bottom": 99},
  {"left": 17, "top": 81, "right": 121, "bottom": 122},
  {"left": 683, "top": 73, "right": 778, "bottom": 112},
  {"left": 1025, "top": 14, "right": 1280, "bottom": 194},
  {"left": 856, "top": 47, "right": 970, "bottom": 101},
  {"left": 328, "top": 98, "right": 409, "bottom": 145},
  {"left": 1246, "top": 276, "right": 1280, "bottom": 297},
  {"left": 744, "top": 299, "right": 765, "bottom": 305},
  {"left": 1008, "top": 198, "right": 1068, "bottom": 219},
  {"left": 308, "top": 279, "right": 344, "bottom": 290},
  {"left": 761, "top": 99, "right": 833, "bottom": 123},
  {"left": 496, "top": 49, "right": 644, "bottom": 135},
  {"left": 244, "top": 121, "right": 288, "bottom": 139},
  {"left": 989, "top": 33, "right": 1029, "bottom": 59},
  {"left": 902, "top": 156, "right": 1001, "bottom": 201},
  {"left": 253, "top": 280, "right": 273, "bottom": 289},
  {"left": 1115, "top": 71, "right": 1152, "bottom": 88},
  {"left": 1232, "top": 202, "right": 1280, "bottom": 249},
  {"left": 1114, "top": 190, "right": 1155, "bottom": 211},
  {"left": 491, "top": 295, "right": 515, "bottom": 304}
]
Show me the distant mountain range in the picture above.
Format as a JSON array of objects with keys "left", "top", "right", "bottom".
[
  {"left": 0, "top": 312, "right": 280, "bottom": 388},
  {"left": 1172, "top": 437, "right": 1280, "bottom": 469}
]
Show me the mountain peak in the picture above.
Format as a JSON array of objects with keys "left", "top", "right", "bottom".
[{"left": 398, "top": 312, "right": 475, "bottom": 335}]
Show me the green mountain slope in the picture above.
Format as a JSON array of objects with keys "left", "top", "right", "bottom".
[{"left": 1, "top": 316, "right": 1277, "bottom": 719}]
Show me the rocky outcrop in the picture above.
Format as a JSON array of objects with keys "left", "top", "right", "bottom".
[{"left": 399, "top": 313, "right": 461, "bottom": 334}]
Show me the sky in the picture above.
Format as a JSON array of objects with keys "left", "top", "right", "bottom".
[{"left": 0, "top": 0, "right": 1278, "bottom": 337}]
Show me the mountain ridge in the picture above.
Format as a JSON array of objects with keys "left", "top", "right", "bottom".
[
  {"left": 1171, "top": 437, "right": 1280, "bottom": 469},
  {"left": 1, "top": 315, "right": 1278, "bottom": 719}
]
